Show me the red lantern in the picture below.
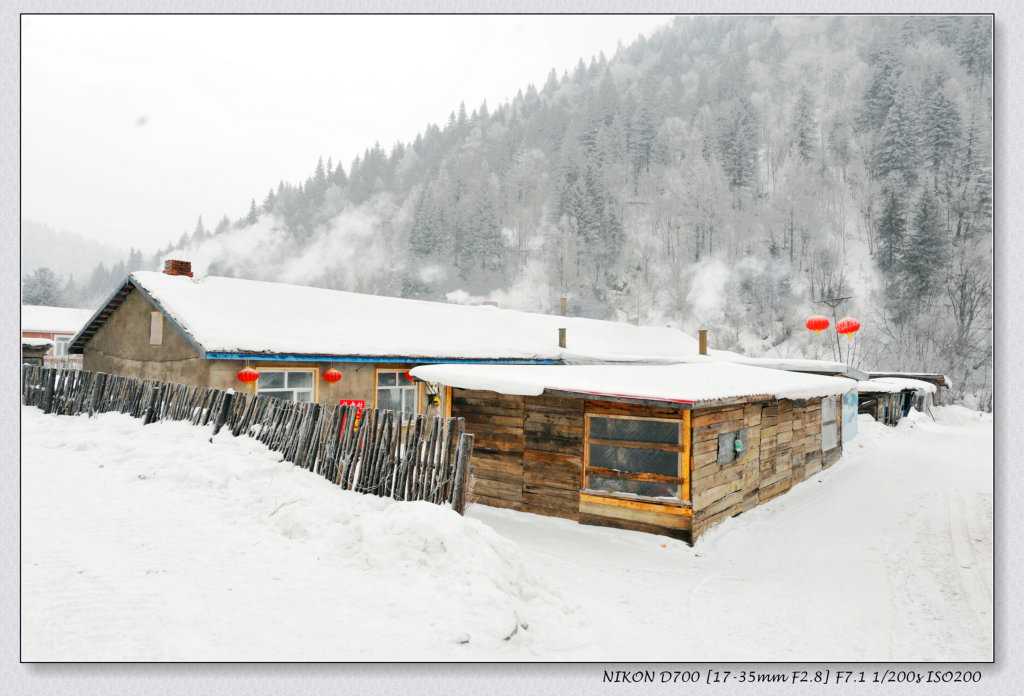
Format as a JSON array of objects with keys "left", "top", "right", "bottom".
[
  {"left": 323, "top": 368, "right": 342, "bottom": 384},
  {"left": 237, "top": 366, "right": 259, "bottom": 384},
  {"left": 835, "top": 317, "right": 861, "bottom": 340},
  {"left": 805, "top": 315, "right": 830, "bottom": 334}
]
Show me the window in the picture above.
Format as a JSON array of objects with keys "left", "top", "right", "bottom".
[
  {"left": 717, "top": 428, "right": 748, "bottom": 465},
  {"left": 376, "top": 369, "right": 417, "bottom": 414},
  {"left": 53, "top": 335, "right": 72, "bottom": 357},
  {"left": 821, "top": 396, "right": 839, "bottom": 451},
  {"left": 257, "top": 369, "right": 315, "bottom": 402},
  {"left": 584, "top": 415, "right": 688, "bottom": 503},
  {"left": 149, "top": 312, "right": 163, "bottom": 345}
]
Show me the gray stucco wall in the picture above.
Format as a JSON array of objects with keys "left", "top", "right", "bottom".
[
  {"left": 210, "top": 360, "right": 379, "bottom": 406},
  {"left": 81, "top": 289, "right": 210, "bottom": 386},
  {"left": 81, "top": 287, "right": 440, "bottom": 411}
]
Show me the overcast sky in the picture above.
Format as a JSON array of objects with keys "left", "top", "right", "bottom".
[{"left": 21, "top": 14, "right": 673, "bottom": 254}]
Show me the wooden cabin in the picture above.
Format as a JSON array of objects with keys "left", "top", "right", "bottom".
[
  {"left": 21, "top": 337, "right": 53, "bottom": 366},
  {"left": 868, "top": 371, "right": 950, "bottom": 405},
  {"left": 411, "top": 363, "right": 857, "bottom": 543},
  {"left": 858, "top": 377, "right": 937, "bottom": 426}
]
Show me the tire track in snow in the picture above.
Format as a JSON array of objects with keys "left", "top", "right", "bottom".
[{"left": 945, "top": 490, "right": 993, "bottom": 653}]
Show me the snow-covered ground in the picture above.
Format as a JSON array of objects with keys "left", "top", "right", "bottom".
[{"left": 21, "top": 404, "right": 992, "bottom": 662}]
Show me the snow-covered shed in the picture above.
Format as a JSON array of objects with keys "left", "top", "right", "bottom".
[
  {"left": 410, "top": 362, "right": 856, "bottom": 543},
  {"left": 22, "top": 305, "right": 95, "bottom": 368},
  {"left": 857, "top": 377, "right": 938, "bottom": 426},
  {"left": 868, "top": 371, "right": 950, "bottom": 405},
  {"left": 69, "top": 260, "right": 730, "bottom": 417},
  {"left": 21, "top": 337, "right": 53, "bottom": 366}
]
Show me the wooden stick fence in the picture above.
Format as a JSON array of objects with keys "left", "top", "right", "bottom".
[{"left": 21, "top": 365, "right": 475, "bottom": 514}]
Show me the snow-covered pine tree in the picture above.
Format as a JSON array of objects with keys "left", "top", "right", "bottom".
[
  {"left": 22, "top": 267, "right": 66, "bottom": 306},
  {"left": 717, "top": 96, "right": 759, "bottom": 191},
  {"left": 793, "top": 87, "right": 817, "bottom": 163},
  {"left": 876, "top": 187, "right": 906, "bottom": 274},
  {"left": 900, "top": 188, "right": 948, "bottom": 296},
  {"left": 872, "top": 79, "right": 920, "bottom": 188}
]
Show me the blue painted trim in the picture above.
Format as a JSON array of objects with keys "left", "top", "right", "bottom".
[{"left": 205, "top": 352, "right": 558, "bottom": 365}]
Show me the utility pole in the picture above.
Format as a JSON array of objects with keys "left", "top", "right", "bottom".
[{"left": 814, "top": 295, "right": 852, "bottom": 363}]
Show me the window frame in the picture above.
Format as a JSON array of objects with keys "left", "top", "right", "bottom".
[
  {"left": 149, "top": 311, "right": 163, "bottom": 345},
  {"left": 254, "top": 367, "right": 318, "bottom": 403},
  {"left": 374, "top": 367, "right": 420, "bottom": 415},
  {"left": 53, "top": 334, "right": 72, "bottom": 357},
  {"left": 583, "top": 411, "right": 691, "bottom": 506},
  {"left": 821, "top": 395, "right": 839, "bottom": 451}
]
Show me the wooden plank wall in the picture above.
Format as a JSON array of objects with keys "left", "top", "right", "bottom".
[
  {"left": 523, "top": 395, "right": 584, "bottom": 519},
  {"left": 452, "top": 389, "right": 525, "bottom": 510},
  {"left": 690, "top": 402, "right": 763, "bottom": 539},
  {"left": 453, "top": 388, "right": 845, "bottom": 544},
  {"left": 691, "top": 397, "right": 843, "bottom": 540},
  {"left": 451, "top": 390, "right": 585, "bottom": 517}
]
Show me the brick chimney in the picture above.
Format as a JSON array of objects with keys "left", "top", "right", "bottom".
[{"left": 163, "top": 259, "right": 193, "bottom": 277}]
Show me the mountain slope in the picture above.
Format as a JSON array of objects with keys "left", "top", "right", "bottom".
[{"left": 156, "top": 16, "right": 993, "bottom": 406}]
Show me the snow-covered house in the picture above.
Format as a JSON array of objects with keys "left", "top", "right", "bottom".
[
  {"left": 21, "top": 337, "right": 53, "bottom": 366},
  {"left": 867, "top": 371, "right": 950, "bottom": 405},
  {"left": 69, "top": 260, "right": 729, "bottom": 417},
  {"left": 21, "top": 305, "right": 95, "bottom": 368},
  {"left": 857, "top": 377, "right": 938, "bottom": 426},
  {"left": 410, "top": 362, "right": 856, "bottom": 543}
]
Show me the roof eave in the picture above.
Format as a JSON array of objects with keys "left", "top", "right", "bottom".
[{"left": 68, "top": 274, "right": 207, "bottom": 358}]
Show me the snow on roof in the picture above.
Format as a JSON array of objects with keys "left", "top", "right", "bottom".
[
  {"left": 22, "top": 337, "right": 53, "bottom": 348},
  {"left": 858, "top": 377, "right": 937, "bottom": 394},
  {"left": 126, "top": 271, "right": 730, "bottom": 362},
  {"left": 411, "top": 362, "right": 856, "bottom": 405},
  {"left": 696, "top": 355, "right": 870, "bottom": 380},
  {"left": 869, "top": 371, "right": 952, "bottom": 389},
  {"left": 21, "top": 305, "right": 95, "bottom": 333}
]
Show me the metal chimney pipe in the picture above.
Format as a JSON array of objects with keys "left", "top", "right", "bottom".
[
  {"left": 558, "top": 328, "right": 567, "bottom": 349},
  {"left": 699, "top": 329, "right": 708, "bottom": 356}
]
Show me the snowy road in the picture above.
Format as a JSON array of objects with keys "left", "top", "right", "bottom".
[
  {"left": 472, "top": 407, "right": 992, "bottom": 661},
  {"left": 21, "top": 405, "right": 992, "bottom": 661}
]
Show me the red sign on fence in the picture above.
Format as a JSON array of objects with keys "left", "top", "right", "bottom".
[{"left": 339, "top": 399, "right": 365, "bottom": 432}]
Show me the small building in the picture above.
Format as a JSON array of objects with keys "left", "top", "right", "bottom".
[
  {"left": 21, "top": 337, "right": 53, "bottom": 366},
  {"left": 21, "top": 305, "right": 95, "bottom": 369},
  {"left": 69, "top": 260, "right": 729, "bottom": 418},
  {"left": 868, "top": 371, "right": 950, "bottom": 405},
  {"left": 857, "top": 377, "right": 938, "bottom": 426},
  {"left": 410, "top": 362, "right": 856, "bottom": 543}
]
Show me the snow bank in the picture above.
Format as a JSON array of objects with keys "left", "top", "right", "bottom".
[
  {"left": 412, "top": 361, "right": 856, "bottom": 403},
  {"left": 21, "top": 402, "right": 992, "bottom": 662},
  {"left": 21, "top": 407, "right": 580, "bottom": 661}
]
